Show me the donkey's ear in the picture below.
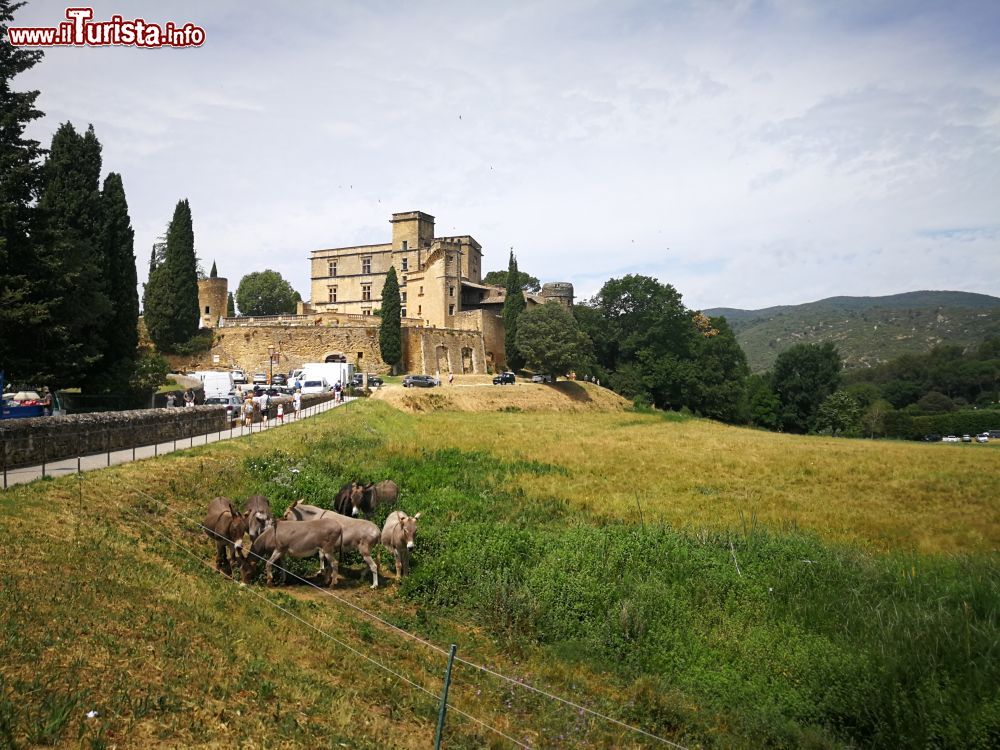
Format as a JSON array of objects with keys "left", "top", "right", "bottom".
[{"left": 413, "top": 512, "right": 422, "bottom": 520}]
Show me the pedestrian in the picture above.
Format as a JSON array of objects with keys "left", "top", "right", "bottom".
[
  {"left": 242, "top": 396, "right": 253, "bottom": 428},
  {"left": 183, "top": 388, "right": 195, "bottom": 407},
  {"left": 448, "top": 372, "right": 454, "bottom": 386},
  {"left": 40, "top": 387, "right": 53, "bottom": 416},
  {"left": 293, "top": 389, "right": 302, "bottom": 418},
  {"left": 334, "top": 381, "right": 342, "bottom": 403},
  {"left": 166, "top": 393, "right": 176, "bottom": 408},
  {"left": 277, "top": 402, "right": 284, "bottom": 423}
]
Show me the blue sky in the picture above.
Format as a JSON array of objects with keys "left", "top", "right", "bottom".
[{"left": 15, "top": 0, "right": 1000, "bottom": 309}]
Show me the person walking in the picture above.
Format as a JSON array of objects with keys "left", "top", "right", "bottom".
[
  {"left": 276, "top": 402, "right": 284, "bottom": 424},
  {"left": 183, "top": 388, "right": 195, "bottom": 408},
  {"left": 448, "top": 372, "right": 454, "bottom": 386},
  {"left": 242, "top": 396, "right": 253, "bottom": 428},
  {"left": 293, "top": 389, "right": 302, "bottom": 419}
]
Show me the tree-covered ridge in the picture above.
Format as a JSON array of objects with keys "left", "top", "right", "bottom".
[{"left": 706, "top": 291, "right": 1000, "bottom": 373}]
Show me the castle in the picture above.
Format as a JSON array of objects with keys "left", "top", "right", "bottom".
[{"left": 194, "top": 210, "right": 572, "bottom": 377}]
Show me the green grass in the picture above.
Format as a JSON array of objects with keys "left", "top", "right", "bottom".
[{"left": 1, "top": 399, "right": 998, "bottom": 748}]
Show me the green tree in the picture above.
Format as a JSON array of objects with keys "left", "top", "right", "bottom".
[
  {"left": 379, "top": 266, "right": 402, "bottom": 373},
  {"left": 95, "top": 172, "right": 138, "bottom": 393},
  {"left": 0, "top": 0, "right": 47, "bottom": 384},
  {"left": 686, "top": 316, "right": 749, "bottom": 422},
  {"left": 36, "top": 122, "right": 110, "bottom": 390},
  {"left": 861, "top": 399, "right": 893, "bottom": 439},
  {"left": 814, "top": 391, "right": 861, "bottom": 436},
  {"left": 129, "top": 349, "right": 169, "bottom": 400},
  {"left": 144, "top": 200, "right": 199, "bottom": 351},
  {"left": 227, "top": 291, "right": 235, "bottom": 317},
  {"left": 916, "top": 391, "right": 955, "bottom": 413},
  {"left": 515, "top": 301, "right": 592, "bottom": 378},
  {"left": 235, "top": 269, "right": 300, "bottom": 316},
  {"left": 501, "top": 251, "right": 527, "bottom": 371},
  {"left": 745, "top": 373, "right": 781, "bottom": 429},
  {"left": 209, "top": 260, "right": 217, "bottom": 278},
  {"left": 483, "top": 269, "right": 541, "bottom": 292},
  {"left": 772, "top": 342, "right": 842, "bottom": 433}
]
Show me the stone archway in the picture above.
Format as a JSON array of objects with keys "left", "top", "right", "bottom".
[
  {"left": 323, "top": 352, "right": 347, "bottom": 363},
  {"left": 435, "top": 345, "right": 450, "bottom": 375}
]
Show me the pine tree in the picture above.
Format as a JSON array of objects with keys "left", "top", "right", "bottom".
[
  {"left": 35, "top": 122, "right": 111, "bottom": 389},
  {"left": 501, "top": 250, "right": 526, "bottom": 371},
  {"left": 98, "top": 172, "right": 138, "bottom": 392},
  {"left": 145, "top": 200, "right": 199, "bottom": 351},
  {"left": 379, "top": 266, "right": 402, "bottom": 373},
  {"left": 227, "top": 291, "right": 235, "bottom": 317},
  {"left": 0, "top": 1, "right": 48, "bottom": 384}
]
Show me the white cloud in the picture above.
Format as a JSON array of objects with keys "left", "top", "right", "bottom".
[{"left": 14, "top": 0, "right": 999, "bottom": 310}]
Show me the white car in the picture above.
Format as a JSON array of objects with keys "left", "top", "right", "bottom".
[
  {"left": 231, "top": 369, "right": 247, "bottom": 385},
  {"left": 975, "top": 433, "right": 990, "bottom": 444},
  {"left": 299, "top": 378, "right": 329, "bottom": 394},
  {"left": 942, "top": 435, "right": 961, "bottom": 443}
]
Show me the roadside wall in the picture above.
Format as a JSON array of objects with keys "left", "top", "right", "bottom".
[{"left": 0, "top": 393, "right": 336, "bottom": 469}]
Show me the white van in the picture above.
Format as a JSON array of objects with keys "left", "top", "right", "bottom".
[{"left": 193, "top": 370, "right": 234, "bottom": 400}]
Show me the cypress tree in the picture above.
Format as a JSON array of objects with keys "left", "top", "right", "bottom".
[
  {"left": 210, "top": 260, "right": 217, "bottom": 278},
  {"left": 0, "top": 0, "right": 47, "bottom": 384},
  {"left": 36, "top": 122, "right": 110, "bottom": 389},
  {"left": 502, "top": 250, "right": 526, "bottom": 371},
  {"left": 379, "top": 266, "right": 402, "bottom": 373},
  {"left": 145, "top": 200, "right": 199, "bottom": 351},
  {"left": 98, "top": 172, "right": 138, "bottom": 392},
  {"left": 227, "top": 291, "right": 235, "bottom": 317}
]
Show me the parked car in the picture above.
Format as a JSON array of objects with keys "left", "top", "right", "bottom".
[
  {"left": 271, "top": 373, "right": 287, "bottom": 386},
  {"left": 300, "top": 379, "right": 330, "bottom": 394},
  {"left": 231, "top": 369, "right": 247, "bottom": 385},
  {"left": 403, "top": 374, "right": 438, "bottom": 388},
  {"left": 205, "top": 395, "right": 241, "bottom": 423},
  {"left": 942, "top": 435, "right": 961, "bottom": 443},
  {"left": 351, "top": 373, "right": 383, "bottom": 388},
  {"left": 989, "top": 430, "right": 1000, "bottom": 440},
  {"left": 923, "top": 434, "right": 942, "bottom": 442},
  {"left": 252, "top": 372, "right": 268, "bottom": 385},
  {"left": 961, "top": 434, "right": 972, "bottom": 443},
  {"left": 530, "top": 374, "right": 553, "bottom": 383},
  {"left": 975, "top": 433, "right": 990, "bottom": 444},
  {"left": 493, "top": 372, "right": 516, "bottom": 385}
]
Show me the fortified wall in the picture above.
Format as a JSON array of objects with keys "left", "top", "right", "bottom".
[{"left": 168, "top": 318, "right": 500, "bottom": 377}]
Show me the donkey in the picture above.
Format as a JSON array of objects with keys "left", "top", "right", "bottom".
[
  {"left": 244, "top": 494, "right": 273, "bottom": 541},
  {"left": 380, "top": 511, "right": 421, "bottom": 580},
  {"left": 203, "top": 496, "right": 248, "bottom": 576},
  {"left": 351, "top": 480, "right": 400, "bottom": 517},
  {"left": 284, "top": 500, "right": 381, "bottom": 588},
  {"left": 240, "top": 518, "right": 343, "bottom": 587},
  {"left": 282, "top": 499, "right": 337, "bottom": 522},
  {"left": 332, "top": 482, "right": 364, "bottom": 516}
]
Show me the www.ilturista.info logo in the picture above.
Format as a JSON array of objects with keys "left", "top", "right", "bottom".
[{"left": 7, "top": 7, "right": 205, "bottom": 48}]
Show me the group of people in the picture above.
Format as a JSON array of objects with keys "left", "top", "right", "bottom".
[
  {"left": 165, "top": 389, "right": 196, "bottom": 408},
  {"left": 240, "top": 389, "right": 302, "bottom": 428}
]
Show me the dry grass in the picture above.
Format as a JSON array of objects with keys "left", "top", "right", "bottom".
[
  {"left": 382, "top": 409, "right": 1000, "bottom": 554},
  {"left": 374, "top": 378, "right": 630, "bottom": 414}
]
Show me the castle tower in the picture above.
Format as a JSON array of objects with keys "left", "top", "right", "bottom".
[
  {"left": 539, "top": 282, "right": 574, "bottom": 308},
  {"left": 198, "top": 266, "right": 228, "bottom": 328}
]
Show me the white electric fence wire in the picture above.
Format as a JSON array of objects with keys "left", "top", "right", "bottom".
[
  {"left": 119, "top": 479, "right": 689, "bottom": 749},
  {"left": 114, "top": 493, "right": 528, "bottom": 749}
]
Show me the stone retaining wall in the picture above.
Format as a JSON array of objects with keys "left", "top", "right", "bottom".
[{"left": 0, "top": 393, "right": 337, "bottom": 470}]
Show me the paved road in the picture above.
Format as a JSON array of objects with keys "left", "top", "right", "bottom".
[{"left": 2, "top": 397, "right": 352, "bottom": 490}]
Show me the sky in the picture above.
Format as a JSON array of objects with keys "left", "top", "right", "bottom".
[{"left": 13, "top": 0, "right": 1000, "bottom": 310}]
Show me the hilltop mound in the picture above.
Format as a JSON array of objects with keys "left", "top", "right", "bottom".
[{"left": 373, "top": 378, "right": 629, "bottom": 413}]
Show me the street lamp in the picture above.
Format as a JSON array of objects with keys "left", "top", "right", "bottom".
[{"left": 267, "top": 345, "right": 275, "bottom": 385}]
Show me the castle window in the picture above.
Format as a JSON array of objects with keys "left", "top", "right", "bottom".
[
  {"left": 362, "top": 309, "right": 371, "bottom": 316},
  {"left": 417, "top": 305, "right": 422, "bottom": 316},
  {"left": 362, "top": 257, "right": 371, "bottom": 275},
  {"left": 328, "top": 286, "right": 337, "bottom": 303},
  {"left": 328, "top": 260, "right": 337, "bottom": 277},
  {"left": 448, "top": 304, "right": 455, "bottom": 316},
  {"left": 362, "top": 284, "right": 372, "bottom": 301},
  {"left": 205, "top": 305, "right": 210, "bottom": 314},
  {"left": 402, "top": 240, "right": 408, "bottom": 251},
  {"left": 449, "top": 285, "right": 455, "bottom": 298},
  {"left": 401, "top": 291, "right": 407, "bottom": 303},
  {"left": 419, "top": 286, "right": 423, "bottom": 295},
  {"left": 401, "top": 257, "right": 408, "bottom": 272},
  {"left": 400, "top": 307, "right": 406, "bottom": 317}
]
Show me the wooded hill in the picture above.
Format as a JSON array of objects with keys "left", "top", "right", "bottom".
[{"left": 704, "top": 290, "right": 1000, "bottom": 373}]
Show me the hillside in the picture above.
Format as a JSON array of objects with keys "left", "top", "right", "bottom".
[{"left": 704, "top": 290, "right": 1000, "bottom": 373}]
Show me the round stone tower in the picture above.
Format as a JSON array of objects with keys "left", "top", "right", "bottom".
[
  {"left": 198, "top": 275, "right": 228, "bottom": 328},
  {"left": 539, "top": 282, "right": 574, "bottom": 308}
]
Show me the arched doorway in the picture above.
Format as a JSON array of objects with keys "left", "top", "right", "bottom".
[
  {"left": 324, "top": 352, "right": 347, "bottom": 363},
  {"left": 435, "top": 345, "right": 450, "bottom": 375}
]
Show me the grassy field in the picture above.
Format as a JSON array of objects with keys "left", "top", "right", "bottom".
[{"left": 1, "top": 394, "right": 997, "bottom": 748}]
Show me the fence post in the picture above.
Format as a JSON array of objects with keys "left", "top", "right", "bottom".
[
  {"left": 42, "top": 434, "right": 47, "bottom": 479},
  {"left": 433, "top": 644, "right": 458, "bottom": 750},
  {"left": 2, "top": 435, "right": 7, "bottom": 490},
  {"left": 77, "top": 432, "right": 82, "bottom": 475},
  {"left": 106, "top": 427, "right": 111, "bottom": 467}
]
